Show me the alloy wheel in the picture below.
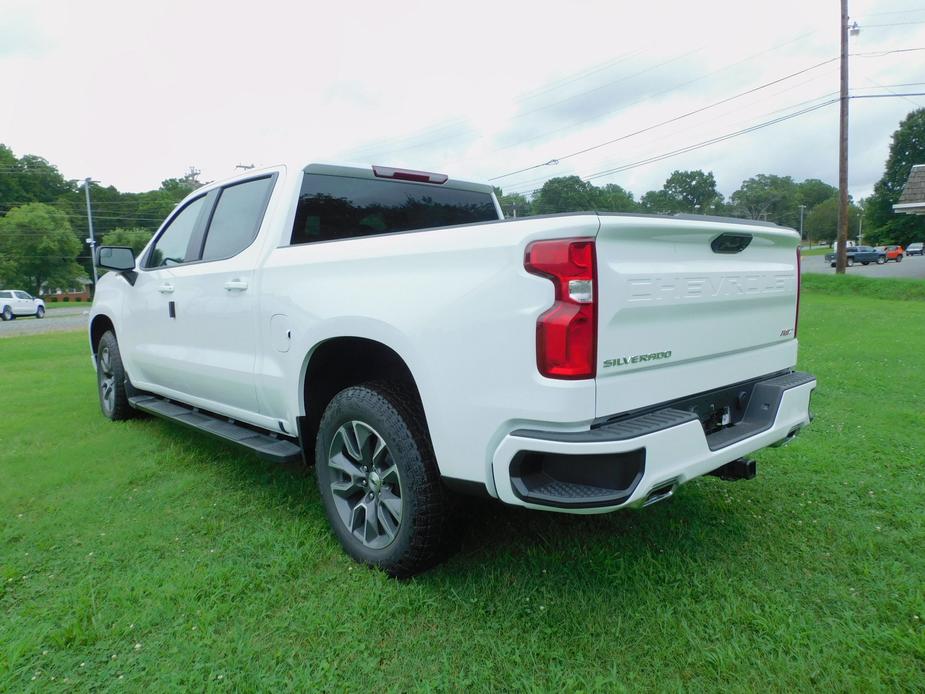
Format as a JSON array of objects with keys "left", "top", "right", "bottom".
[
  {"left": 327, "top": 420, "right": 402, "bottom": 549},
  {"left": 98, "top": 345, "right": 116, "bottom": 416}
]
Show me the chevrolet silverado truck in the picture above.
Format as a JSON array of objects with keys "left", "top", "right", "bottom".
[{"left": 89, "top": 163, "right": 816, "bottom": 576}]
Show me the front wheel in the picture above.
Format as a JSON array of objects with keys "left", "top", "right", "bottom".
[
  {"left": 96, "top": 331, "right": 134, "bottom": 420},
  {"left": 35, "top": 306, "right": 45, "bottom": 319},
  {"left": 315, "top": 382, "right": 453, "bottom": 577}
]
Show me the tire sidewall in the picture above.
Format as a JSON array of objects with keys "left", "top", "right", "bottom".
[
  {"left": 36, "top": 306, "right": 45, "bottom": 318},
  {"left": 96, "top": 331, "right": 132, "bottom": 420},
  {"left": 315, "top": 386, "right": 427, "bottom": 570},
  {"left": 1, "top": 306, "right": 10, "bottom": 321}
]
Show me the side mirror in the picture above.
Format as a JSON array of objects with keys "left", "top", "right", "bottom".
[{"left": 97, "top": 246, "right": 135, "bottom": 272}]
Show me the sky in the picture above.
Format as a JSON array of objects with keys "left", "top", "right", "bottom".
[{"left": 1, "top": 0, "right": 924, "bottom": 201}]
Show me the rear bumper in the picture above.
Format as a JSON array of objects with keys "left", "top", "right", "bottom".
[{"left": 491, "top": 371, "right": 816, "bottom": 513}]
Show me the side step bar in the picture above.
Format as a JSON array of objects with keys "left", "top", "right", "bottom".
[{"left": 128, "top": 395, "right": 302, "bottom": 464}]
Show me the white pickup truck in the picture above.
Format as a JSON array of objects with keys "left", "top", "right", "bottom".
[{"left": 90, "top": 163, "right": 816, "bottom": 576}]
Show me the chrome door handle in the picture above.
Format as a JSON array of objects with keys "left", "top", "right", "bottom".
[
  {"left": 158, "top": 283, "right": 175, "bottom": 294},
  {"left": 224, "top": 279, "right": 248, "bottom": 291}
]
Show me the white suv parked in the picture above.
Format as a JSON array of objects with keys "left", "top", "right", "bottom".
[
  {"left": 89, "top": 163, "right": 816, "bottom": 576},
  {"left": 0, "top": 290, "right": 45, "bottom": 320}
]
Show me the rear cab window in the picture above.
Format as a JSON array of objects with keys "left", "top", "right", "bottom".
[{"left": 290, "top": 173, "right": 499, "bottom": 245}]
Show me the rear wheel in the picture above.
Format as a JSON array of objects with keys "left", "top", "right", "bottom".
[
  {"left": 96, "top": 331, "right": 134, "bottom": 420},
  {"left": 876, "top": 257, "right": 885, "bottom": 265},
  {"left": 896, "top": 254, "right": 903, "bottom": 262},
  {"left": 315, "top": 382, "right": 453, "bottom": 577},
  {"left": 1, "top": 305, "right": 11, "bottom": 321},
  {"left": 848, "top": 258, "right": 855, "bottom": 267},
  {"left": 35, "top": 305, "right": 45, "bottom": 319}
]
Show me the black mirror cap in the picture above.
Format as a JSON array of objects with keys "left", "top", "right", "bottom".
[{"left": 97, "top": 246, "right": 135, "bottom": 271}]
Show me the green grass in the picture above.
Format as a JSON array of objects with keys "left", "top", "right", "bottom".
[
  {"left": 802, "top": 273, "right": 925, "bottom": 302},
  {"left": 800, "top": 247, "right": 831, "bottom": 256},
  {"left": 45, "top": 301, "right": 91, "bottom": 309},
  {"left": 1, "top": 294, "right": 923, "bottom": 691}
]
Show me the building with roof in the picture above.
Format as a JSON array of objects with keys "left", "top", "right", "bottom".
[{"left": 893, "top": 164, "right": 925, "bottom": 215}]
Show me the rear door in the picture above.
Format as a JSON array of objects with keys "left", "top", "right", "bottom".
[{"left": 594, "top": 215, "right": 800, "bottom": 416}]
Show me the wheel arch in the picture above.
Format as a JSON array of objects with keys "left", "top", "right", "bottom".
[
  {"left": 299, "top": 336, "right": 431, "bottom": 464},
  {"left": 89, "top": 313, "right": 116, "bottom": 354}
]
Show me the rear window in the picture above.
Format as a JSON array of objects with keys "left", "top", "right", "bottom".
[{"left": 290, "top": 173, "right": 498, "bottom": 245}]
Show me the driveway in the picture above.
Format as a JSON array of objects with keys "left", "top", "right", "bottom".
[
  {"left": 802, "top": 253, "right": 925, "bottom": 279},
  {"left": 0, "top": 306, "right": 89, "bottom": 338}
]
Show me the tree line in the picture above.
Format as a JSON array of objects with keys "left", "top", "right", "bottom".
[
  {"left": 1, "top": 108, "right": 923, "bottom": 295},
  {"left": 0, "top": 145, "right": 199, "bottom": 294},
  {"left": 497, "top": 108, "right": 924, "bottom": 247}
]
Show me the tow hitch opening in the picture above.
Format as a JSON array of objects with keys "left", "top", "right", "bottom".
[{"left": 708, "top": 457, "right": 756, "bottom": 481}]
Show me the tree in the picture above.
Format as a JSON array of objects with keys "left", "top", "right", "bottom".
[
  {"left": 803, "top": 197, "right": 860, "bottom": 244},
  {"left": 101, "top": 227, "right": 154, "bottom": 255},
  {"left": 494, "top": 187, "right": 533, "bottom": 218},
  {"left": 662, "top": 170, "right": 721, "bottom": 213},
  {"left": 0, "top": 203, "right": 82, "bottom": 295},
  {"left": 730, "top": 174, "right": 799, "bottom": 226},
  {"left": 532, "top": 176, "right": 599, "bottom": 214},
  {"left": 863, "top": 109, "right": 925, "bottom": 247},
  {"left": 596, "top": 183, "right": 637, "bottom": 212},
  {"left": 797, "top": 178, "right": 838, "bottom": 211},
  {"left": 639, "top": 189, "right": 676, "bottom": 214}
]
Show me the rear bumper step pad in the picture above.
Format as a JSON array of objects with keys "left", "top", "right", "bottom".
[{"left": 128, "top": 395, "right": 302, "bottom": 463}]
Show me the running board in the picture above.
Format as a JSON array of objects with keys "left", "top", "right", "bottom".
[{"left": 128, "top": 395, "right": 302, "bottom": 463}]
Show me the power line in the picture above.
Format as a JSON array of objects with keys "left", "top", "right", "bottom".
[
  {"left": 495, "top": 45, "right": 925, "bottom": 191},
  {"left": 490, "top": 56, "right": 841, "bottom": 181},
  {"left": 506, "top": 98, "right": 840, "bottom": 196}
]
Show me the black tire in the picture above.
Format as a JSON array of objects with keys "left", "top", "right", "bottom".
[
  {"left": 1, "top": 305, "right": 11, "bottom": 321},
  {"left": 96, "top": 331, "right": 134, "bottom": 421},
  {"left": 315, "top": 381, "right": 452, "bottom": 577},
  {"left": 35, "top": 305, "right": 45, "bottom": 319},
  {"left": 830, "top": 262, "right": 836, "bottom": 268},
  {"left": 896, "top": 254, "right": 902, "bottom": 263}
]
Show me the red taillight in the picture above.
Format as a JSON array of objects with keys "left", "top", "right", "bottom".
[
  {"left": 795, "top": 248, "right": 801, "bottom": 338},
  {"left": 372, "top": 165, "right": 448, "bottom": 184},
  {"left": 524, "top": 238, "right": 597, "bottom": 379}
]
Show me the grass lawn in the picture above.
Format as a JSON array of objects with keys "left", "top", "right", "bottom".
[
  {"left": 800, "top": 247, "right": 831, "bottom": 256},
  {"left": 45, "top": 302, "right": 91, "bottom": 309},
  {"left": 1, "top": 283, "right": 923, "bottom": 691}
]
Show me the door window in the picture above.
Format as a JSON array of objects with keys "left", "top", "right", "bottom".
[
  {"left": 201, "top": 176, "right": 274, "bottom": 261},
  {"left": 145, "top": 196, "right": 208, "bottom": 268},
  {"left": 14, "top": 291, "right": 31, "bottom": 300}
]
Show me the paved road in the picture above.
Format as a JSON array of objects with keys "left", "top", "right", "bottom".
[
  {"left": 0, "top": 307, "right": 89, "bottom": 338},
  {"left": 802, "top": 253, "right": 925, "bottom": 279}
]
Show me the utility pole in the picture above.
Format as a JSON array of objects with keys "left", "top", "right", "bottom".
[
  {"left": 799, "top": 204, "right": 806, "bottom": 243},
  {"left": 83, "top": 178, "right": 99, "bottom": 288},
  {"left": 835, "top": 0, "right": 851, "bottom": 274}
]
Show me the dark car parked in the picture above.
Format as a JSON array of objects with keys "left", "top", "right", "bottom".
[{"left": 825, "top": 245, "right": 886, "bottom": 267}]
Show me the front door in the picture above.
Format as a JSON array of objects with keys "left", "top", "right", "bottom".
[{"left": 122, "top": 175, "right": 276, "bottom": 416}]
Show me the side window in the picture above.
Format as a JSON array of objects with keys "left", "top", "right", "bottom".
[
  {"left": 201, "top": 177, "right": 274, "bottom": 262},
  {"left": 0, "top": 291, "right": 11, "bottom": 299},
  {"left": 15, "top": 291, "right": 30, "bottom": 300},
  {"left": 145, "top": 196, "right": 207, "bottom": 268}
]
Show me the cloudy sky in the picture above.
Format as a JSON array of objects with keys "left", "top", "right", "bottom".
[{"left": 2, "top": 0, "right": 924, "bottom": 200}]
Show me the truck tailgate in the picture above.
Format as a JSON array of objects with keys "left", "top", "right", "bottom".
[{"left": 594, "top": 215, "right": 800, "bottom": 418}]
